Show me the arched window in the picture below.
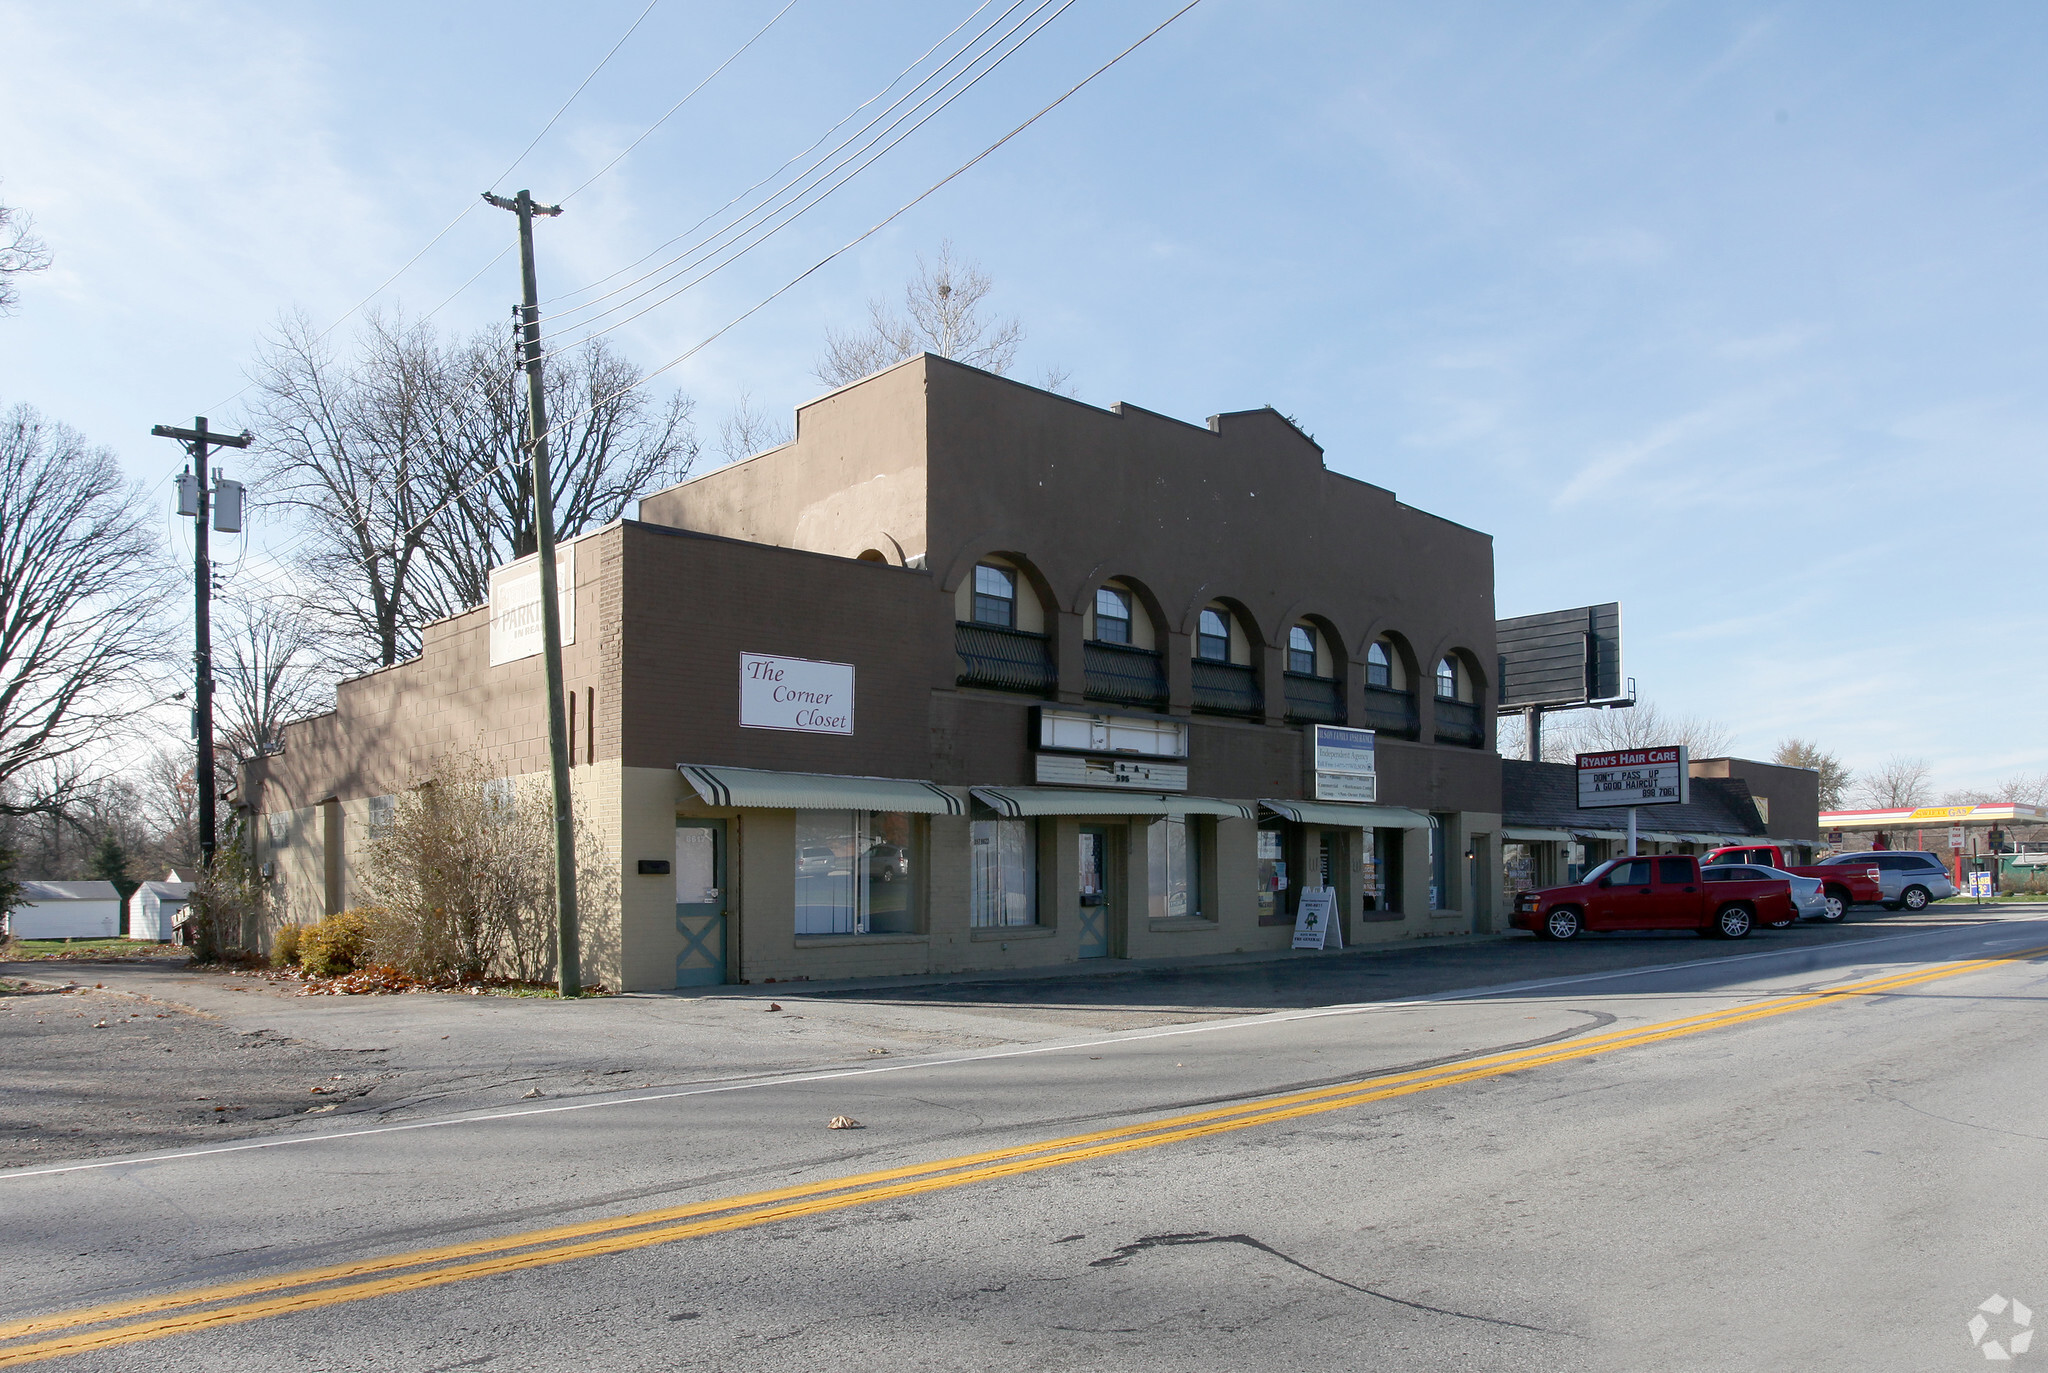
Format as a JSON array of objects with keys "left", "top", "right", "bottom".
[
  {"left": 1287, "top": 625, "right": 1318, "bottom": 676},
  {"left": 1367, "top": 641, "right": 1392, "bottom": 688},
  {"left": 1094, "top": 587, "right": 1132, "bottom": 644},
  {"left": 1197, "top": 608, "right": 1231, "bottom": 662},
  {"left": 972, "top": 564, "right": 1016, "bottom": 627},
  {"left": 1435, "top": 656, "right": 1459, "bottom": 700}
]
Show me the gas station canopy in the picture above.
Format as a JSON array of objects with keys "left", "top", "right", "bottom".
[{"left": 1819, "top": 803, "right": 2048, "bottom": 833}]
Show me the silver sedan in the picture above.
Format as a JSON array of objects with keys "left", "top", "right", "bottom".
[{"left": 1704, "top": 863, "right": 1829, "bottom": 925}]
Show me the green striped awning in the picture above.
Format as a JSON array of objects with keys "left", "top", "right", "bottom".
[{"left": 680, "top": 765, "right": 964, "bottom": 815}]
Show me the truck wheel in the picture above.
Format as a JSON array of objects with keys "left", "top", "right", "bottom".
[
  {"left": 1819, "top": 890, "right": 1848, "bottom": 922},
  {"left": 1902, "top": 885, "right": 1931, "bottom": 911},
  {"left": 1543, "top": 908, "right": 1583, "bottom": 941},
  {"left": 1710, "top": 904, "right": 1754, "bottom": 940}
]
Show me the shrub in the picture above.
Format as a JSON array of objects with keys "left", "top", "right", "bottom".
[
  {"left": 300, "top": 910, "right": 373, "bottom": 978},
  {"left": 271, "top": 923, "right": 306, "bottom": 968}
]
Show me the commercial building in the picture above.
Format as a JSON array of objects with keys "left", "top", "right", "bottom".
[
  {"left": 1499, "top": 754, "right": 1820, "bottom": 901},
  {"left": 243, "top": 355, "right": 1505, "bottom": 991}
]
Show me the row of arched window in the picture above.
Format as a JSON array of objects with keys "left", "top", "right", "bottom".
[{"left": 949, "top": 556, "right": 1486, "bottom": 747}]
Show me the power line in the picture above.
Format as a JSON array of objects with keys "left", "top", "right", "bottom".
[
  {"left": 551, "top": 0, "right": 1203, "bottom": 431},
  {"left": 534, "top": 0, "right": 1073, "bottom": 359},
  {"left": 203, "top": 1, "right": 674, "bottom": 414},
  {"left": 560, "top": 0, "right": 803, "bottom": 203},
  {"left": 330, "top": 1, "right": 1202, "bottom": 578},
  {"left": 490, "top": 0, "right": 667, "bottom": 196},
  {"left": 541, "top": 0, "right": 1004, "bottom": 308}
]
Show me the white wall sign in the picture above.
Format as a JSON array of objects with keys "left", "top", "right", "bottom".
[
  {"left": 488, "top": 545, "right": 576, "bottom": 667},
  {"left": 1291, "top": 886, "right": 1343, "bottom": 950},
  {"left": 1035, "top": 754, "right": 1188, "bottom": 791},
  {"left": 739, "top": 653, "right": 855, "bottom": 735},
  {"left": 1576, "top": 746, "right": 1689, "bottom": 809},
  {"left": 1315, "top": 771, "right": 1377, "bottom": 803},
  {"left": 1037, "top": 708, "right": 1188, "bottom": 759},
  {"left": 1311, "top": 724, "right": 1376, "bottom": 802}
]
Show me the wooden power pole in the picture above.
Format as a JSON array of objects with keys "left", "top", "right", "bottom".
[
  {"left": 484, "top": 188, "right": 581, "bottom": 997},
  {"left": 150, "top": 418, "right": 252, "bottom": 885}
]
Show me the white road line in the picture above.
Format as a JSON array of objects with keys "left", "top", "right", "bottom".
[{"left": 7, "top": 915, "right": 2041, "bottom": 1183}]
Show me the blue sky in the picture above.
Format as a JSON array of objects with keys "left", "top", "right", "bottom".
[{"left": 3, "top": 2, "right": 2044, "bottom": 794}]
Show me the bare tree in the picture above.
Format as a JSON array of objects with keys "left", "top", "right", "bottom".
[
  {"left": 0, "top": 404, "right": 172, "bottom": 817},
  {"left": 1539, "top": 701, "right": 1734, "bottom": 761},
  {"left": 1772, "top": 738, "right": 1853, "bottom": 810},
  {"left": 814, "top": 241, "right": 1024, "bottom": 386},
  {"left": 249, "top": 312, "right": 445, "bottom": 670},
  {"left": 215, "top": 599, "right": 334, "bottom": 773},
  {"left": 0, "top": 189, "right": 53, "bottom": 316},
  {"left": 715, "top": 391, "right": 793, "bottom": 461},
  {"left": 412, "top": 327, "right": 698, "bottom": 612},
  {"left": 1855, "top": 755, "right": 1932, "bottom": 809},
  {"left": 251, "top": 311, "right": 697, "bottom": 669}
]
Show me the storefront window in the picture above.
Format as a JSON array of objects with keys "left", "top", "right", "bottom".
[
  {"left": 1428, "top": 816, "right": 1449, "bottom": 910},
  {"left": 1503, "top": 842, "right": 1535, "bottom": 911},
  {"left": 1257, "top": 824, "right": 1288, "bottom": 925},
  {"left": 1147, "top": 816, "right": 1203, "bottom": 920},
  {"left": 1368, "top": 827, "right": 1403, "bottom": 913},
  {"left": 970, "top": 818, "right": 1037, "bottom": 927},
  {"left": 795, "top": 811, "right": 920, "bottom": 935}
]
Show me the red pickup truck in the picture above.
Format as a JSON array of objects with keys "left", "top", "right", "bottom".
[
  {"left": 1512, "top": 854, "right": 1793, "bottom": 941},
  {"left": 1702, "top": 845, "right": 1882, "bottom": 923}
]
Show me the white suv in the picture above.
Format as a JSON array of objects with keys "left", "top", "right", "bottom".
[{"left": 1818, "top": 850, "right": 1955, "bottom": 910}]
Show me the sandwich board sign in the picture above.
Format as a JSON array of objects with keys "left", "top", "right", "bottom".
[
  {"left": 1291, "top": 886, "right": 1343, "bottom": 950},
  {"left": 1576, "top": 746, "right": 1689, "bottom": 808}
]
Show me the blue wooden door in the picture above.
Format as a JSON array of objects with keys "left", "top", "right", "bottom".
[{"left": 675, "top": 820, "right": 728, "bottom": 988}]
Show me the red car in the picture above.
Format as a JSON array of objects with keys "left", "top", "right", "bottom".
[{"left": 1512, "top": 854, "right": 1793, "bottom": 941}]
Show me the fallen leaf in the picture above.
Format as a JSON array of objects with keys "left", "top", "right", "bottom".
[
  {"left": 827, "top": 1116, "right": 863, "bottom": 1130},
  {"left": 523, "top": 1087, "right": 545, "bottom": 1099},
  {"left": 307, "top": 1104, "right": 337, "bottom": 1114},
  {"left": 766, "top": 1003, "right": 782, "bottom": 1012}
]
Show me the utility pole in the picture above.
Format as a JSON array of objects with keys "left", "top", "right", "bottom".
[
  {"left": 150, "top": 419, "right": 252, "bottom": 882},
  {"left": 485, "top": 188, "right": 581, "bottom": 997}
]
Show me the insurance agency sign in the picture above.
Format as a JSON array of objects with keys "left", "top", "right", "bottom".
[
  {"left": 1576, "top": 746, "right": 1689, "bottom": 808},
  {"left": 739, "top": 652, "right": 855, "bottom": 735}
]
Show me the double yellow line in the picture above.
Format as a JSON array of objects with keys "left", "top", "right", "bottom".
[{"left": 3, "top": 946, "right": 2038, "bottom": 1366}]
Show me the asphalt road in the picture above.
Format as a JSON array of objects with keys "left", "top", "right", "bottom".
[{"left": 5, "top": 909, "right": 2047, "bottom": 1371}]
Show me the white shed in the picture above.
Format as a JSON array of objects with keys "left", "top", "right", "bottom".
[
  {"left": 9, "top": 881, "right": 124, "bottom": 940},
  {"left": 129, "top": 881, "right": 193, "bottom": 942}
]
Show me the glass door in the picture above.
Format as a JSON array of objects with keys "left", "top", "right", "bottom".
[
  {"left": 675, "top": 820, "right": 728, "bottom": 987},
  {"left": 1077, "top": 825, "right": 1112, "bottom": 958}
]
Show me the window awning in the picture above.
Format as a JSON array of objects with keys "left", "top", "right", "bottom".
[
  {"left": 1503, "top": 827, "right": 1573, "bottom": 842},
  {"left": 970, "top": 787, "right": 1254, "bottom": 819},
  {"left": 1259, "top": 800, "right": 1433, "bottom": 829},
  {"left": 680, "top": 765, "right": 965, "bottom": 815}
]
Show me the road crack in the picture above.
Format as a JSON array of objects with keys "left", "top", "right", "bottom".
[{"left": 1088, "top": 1231, "right": 1563, "bottom": 1333}]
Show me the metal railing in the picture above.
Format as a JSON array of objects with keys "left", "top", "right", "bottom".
[
  {"left": 1433, "top": 697, "right": 1484, "bottom": 748},
  {"left": 1191, "top": 658, "right": 1262, "bottom": 716},
  {"left": 955, "top": 622, "right": 1055, "bottom": 694},
  {"left": 1083, "top": 641, "right": 1167, "bottom": 708},
  {"left": 1363, "top": 686, "right": 1418, "bottom": 738},
  {"left": 1282, "top": 672, "right": 1343, "bottom": 724}
]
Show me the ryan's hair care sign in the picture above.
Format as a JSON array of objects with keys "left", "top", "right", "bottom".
[
  {"left": 739, "top": 653, "right": 855, "bottom": 735},
  {"left": 1576, "top": 746, "right": 1689, "bottom": 808}
]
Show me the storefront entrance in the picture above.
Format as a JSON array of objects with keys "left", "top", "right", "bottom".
[
  {"left": 1077, "top": 825, "right": 1119, "bottom": 958},
  {"left": 674, "top": 819, "right": 728, "bottom": 988}
]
